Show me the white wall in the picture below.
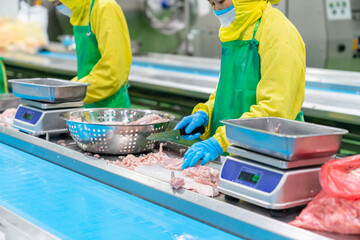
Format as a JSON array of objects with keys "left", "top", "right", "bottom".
[{"left": 0, "top": 0, "right": 19, "bottom": 18}]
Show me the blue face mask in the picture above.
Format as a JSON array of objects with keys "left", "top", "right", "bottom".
[
  {"left": 213, "top": 5, "right": 236, "bottom": 28},
  {"left": 56, "top": 4, "right": 72, "bottom": 18}
]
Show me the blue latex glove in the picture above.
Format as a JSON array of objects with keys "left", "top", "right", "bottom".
[
  {"left": 182, "top": 137, "right": 223, "bottom": 170},
  {"left": 174, "top": 111, "right": 209, "bottom": 140}
]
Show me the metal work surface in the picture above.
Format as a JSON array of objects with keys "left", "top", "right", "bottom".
[
  {"left": 0, "top": 205, "right": 59, "bottom": 240},
  {"left": 0, "top": 126, "right": 356, "bottom": 240},
  {"left": 0, "top": 141, "right": 241, "bottom": 240}
]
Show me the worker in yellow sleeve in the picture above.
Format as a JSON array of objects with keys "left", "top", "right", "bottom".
[
  {"left": 175, "top": 0, "right": 306, "bottom": 169},
  {"left": 50, "top": 0, "right": 131, "bottom": 108},
  {"left": 0, "top": 58, "right": 8, "bottom": 93}
]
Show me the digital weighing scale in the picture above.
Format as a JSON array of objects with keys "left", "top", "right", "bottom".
[
  {"left": 218, "top": 145, "right": 332, "bottom": 210},
  {"left": 13, "top": 99, "right": 84, "bottom": 136},
  {"left": 9, "top": 78, "right": 89, "bottom": 138}
]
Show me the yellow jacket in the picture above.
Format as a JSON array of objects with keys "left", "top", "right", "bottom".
[
  {"left": 61, "top": 0, "right": 132, "bottom": 104},
  {"left": 193, "top": 1, "right": 306, "bottom": 152}
]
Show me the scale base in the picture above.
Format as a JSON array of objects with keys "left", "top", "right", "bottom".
[
  {"left": 13, "top": 105, "right": 82, "bottom": 136},
  {"left": 218, "top": 185, "right": 315, "bottom": 210},
  {"left": 218, "top": 156, "right": 323, "bottom": 210}
]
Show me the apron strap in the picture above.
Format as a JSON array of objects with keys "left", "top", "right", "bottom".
[
  {"left": 252, "top": 19, "right": 261, "bottom": 40},
  {"left": 0, "top": 58, "right": 8, "bottom": 94},
  {"left": 87, "top": 0, "right": 96, "bottom": 36}
]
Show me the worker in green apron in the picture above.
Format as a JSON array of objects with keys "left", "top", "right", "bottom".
[
  {"left": 0, "top": 58, "right": 8, "bottom": 94},
  {"left": 50, "top": 0, "right": 131, "bottom": 108},
  {"left": 176, "top": 0, "right": 306, "bottom": 169}
]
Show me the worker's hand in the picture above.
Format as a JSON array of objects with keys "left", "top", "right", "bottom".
[
  {"left": 174, "top": 111, "right": 208, "bottom": 140},
  {"left": 182, "top": 137, "right": 223, "bottom": 170}
]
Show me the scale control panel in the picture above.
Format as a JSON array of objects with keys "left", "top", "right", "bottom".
[
  {"left": 220, "top": 158, "right": 282, "bottom": 193},
  {"left": 13, "top": 105, "right": 78, "bottom": 135},
  {"left": 15, "top": 106, "right": 42, "bottom": 125},
  {"left": 218, "top": 156, "right": 322, "bottom": 209}
]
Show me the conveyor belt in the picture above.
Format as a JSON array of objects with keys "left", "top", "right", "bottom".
[
  {"left": 0, "top": 126, "right": 349, "bottom": 240},
  {"left": 37, "top": 51, "right": 77, "bottom": 61},
  {"left": 0, "top": 142, "right": 241, "bottom": 240}
]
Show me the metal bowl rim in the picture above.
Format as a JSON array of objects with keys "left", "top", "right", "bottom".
[{"left": 59, "top": 108, "right": 175, "bottom": 126}]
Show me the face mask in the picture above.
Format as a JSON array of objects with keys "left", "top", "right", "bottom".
[
  {"left": 56, "top": 4, "right": 72, "bottom": 17},
  {"left": 213, "top": 5, "right": 236, "bottom": 28}
]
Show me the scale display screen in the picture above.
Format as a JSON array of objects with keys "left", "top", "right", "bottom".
[
  {"left": 15, "top": 106, "right": 42, "bottom": 125},
  {"left": 238, "top": 171, "right": 261, "bottom": 184},
  {"left": 221, "top": 159, "right": 283, "bottom": 193},
  {"left": 22, "top": 113, "right": 34, "bottom": 121}
]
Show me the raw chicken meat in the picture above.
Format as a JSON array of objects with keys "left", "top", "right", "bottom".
[
  {"left": 160, "top": 154, "right": 184, "bottom": 170},
  {"left": 67, "top": 113, "right": 168, "bottom": 125},
  {"left": 68, "top": 116, "right": 82, "bottom": 122},
  {"left": 130, "top": 114, "right": 168, "bottom": 125},
  {"left": 289, "top": 191, "right": 360, "bottom": 234},
  {"left": 111, "top": 144, "right": 220, "bottom": 197},
  {"left": 169, "top": 177, "right": 185, "bottom": 190},
  {"left": 0, "top": 108, "right": 17, "bottom": 127},
  {"left": 274, "top": 123, "right": 281, "bottom": 133},
  {"left": 112, "top": 143, "right": 182, "bottom": 170},
  {"left": 170, "top": 165, "right": 219, "bottom": 197},
  {"left": 290, "top": 155, "right": 360, "bottom": 234},
  {"left": 182, "top": 178, "right": 219, "bottom": 197},
  {"left": 182, "top": 165, "right": 219, "bottom": 187}
]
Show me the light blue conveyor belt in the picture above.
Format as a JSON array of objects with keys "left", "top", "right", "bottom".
[{"left": 0, "top": 143, "right": 241, "bottom": 240}]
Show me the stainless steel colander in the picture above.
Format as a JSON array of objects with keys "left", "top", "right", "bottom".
[{"left": 59, "top": 108, "right": 175, "bottom": 155}]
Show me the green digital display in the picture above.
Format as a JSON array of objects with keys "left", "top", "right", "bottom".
[
  {"left": 238, "top": 171, "right": 261, "bottom": 184},
  {"left": 23, "top": 113, "right": 33, "bottom": 121}
]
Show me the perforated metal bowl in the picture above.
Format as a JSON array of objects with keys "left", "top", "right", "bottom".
[{"left": 59, "top": 108, "right": 175, "bottom": 155}]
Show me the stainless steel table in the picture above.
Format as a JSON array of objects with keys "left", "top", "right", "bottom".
[{"left": 0, "top": 125, "right": 358, "bottom": 240}]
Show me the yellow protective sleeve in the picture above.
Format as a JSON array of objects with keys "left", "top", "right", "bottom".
[
  {"left": 61, "top": 0, "right": 132, "bottom": 104},
  {"left": 193, "top": 2, "right": 306, "bottom": 152}
]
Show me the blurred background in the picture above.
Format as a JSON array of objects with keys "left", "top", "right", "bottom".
[
  {"left": 0, "top": 0, "right": 360, "bottom": 154},
  {"left": 1, "top": 0, "right": 360, "bottom": 71}
]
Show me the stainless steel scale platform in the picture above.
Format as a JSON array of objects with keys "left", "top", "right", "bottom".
[{"left": 218, "top": 117, "right": 348, "bottom": 210}]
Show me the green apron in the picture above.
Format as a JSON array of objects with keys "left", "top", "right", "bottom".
[
  {"left": 73, "top": 0, "right": 130, "bottom": 108},
  {"left": 0, "top": 58, "right": 8, "bottom": 94},
  {"left": 211, "top": 19, "right": 303, "bottom": 136}
]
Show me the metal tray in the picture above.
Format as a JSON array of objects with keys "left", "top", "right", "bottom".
[
  {"left": 0, "top": 94, "right": 20, "bottom": 112},
  {"left": 222, "top": 117, "right": 348, "bottom": 161},
  {"left": 9, "top": 78, "right": 90, "bottom": 103}
]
